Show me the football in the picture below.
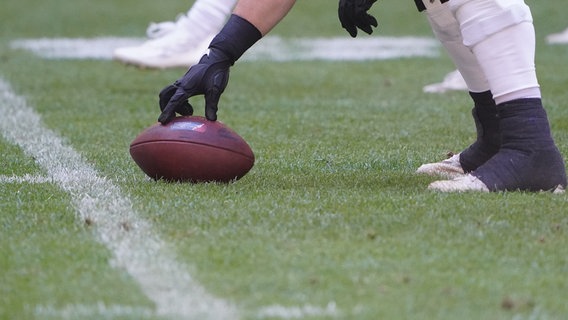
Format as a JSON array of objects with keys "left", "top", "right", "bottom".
[{"left": 130, "top": 116, "right": 255, "bottom": 183}]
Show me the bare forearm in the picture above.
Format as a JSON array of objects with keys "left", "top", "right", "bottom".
[{"left": 233, "top": 0, "right": 297, "bottom": 36}]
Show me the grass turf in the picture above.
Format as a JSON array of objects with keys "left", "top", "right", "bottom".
[{"left": 1, "top": 0, "right": 568, "bottom": 319}]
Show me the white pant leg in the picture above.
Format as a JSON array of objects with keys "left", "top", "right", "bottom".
[
  {"left": 184, "top": 0, "right": 238, "bottom": 38},
  {"left": 448, "top": 0, "right": 541, "bottom": 104},
  {"left": 424, "top": 1, "right": 490, "bottom": 92}
]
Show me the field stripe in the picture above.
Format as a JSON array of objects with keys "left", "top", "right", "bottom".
[
  {"left": 0, "top": 174, "right": 54, "bottom": 184},
  {"left": 257, "top": 302, "right": 340, "bottom": 319},
  {"left": 34, "top": 303, "right": 156, "bottom": 319},
  {"left": 0, "top": 78, "right": 238, "bottom": 319},
  {"left": 10, "top": 36, "right": 439, "bottom": 61}
]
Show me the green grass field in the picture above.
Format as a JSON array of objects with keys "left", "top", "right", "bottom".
[{"left": 2, "top": 0, "right": 568, "bottom": 319}]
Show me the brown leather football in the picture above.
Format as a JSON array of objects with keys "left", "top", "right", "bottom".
[{"left": 130, "top": 116, "right": 254, "bottom": 183}]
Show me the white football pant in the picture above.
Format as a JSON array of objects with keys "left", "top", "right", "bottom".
[
  {"left": 424, "top": 0, "right": 540, "bottom": 104},
  {"left": 185, "top": 0, "right": 238, "bottom": 41}
]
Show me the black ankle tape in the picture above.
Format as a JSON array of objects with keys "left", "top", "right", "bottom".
[
  {"left": 459, "top": 91, "right": 500, "bottom": 172},
  {"left": 496, "top": 98, "right": 544, "bottom": 116},
  {"left": 472, "top": 98, "right": 567, "bottom": 191},
  {"left": 469, "top": 91, "right": 495, "bottom": 107}
]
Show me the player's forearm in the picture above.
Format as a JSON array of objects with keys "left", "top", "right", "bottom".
[{"left": 233, "top": 0, "right": 297, "bottom": 36}]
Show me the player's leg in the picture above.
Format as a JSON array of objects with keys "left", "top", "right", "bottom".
[
  {"left": 113, "top": 0, "right": 238, "bottom": 69},
  {"left": 416, "top": 0, "right": 500, "bottom": 178},
  {"left": 429, "top": 0, "right": 567, "bottom": 192}
]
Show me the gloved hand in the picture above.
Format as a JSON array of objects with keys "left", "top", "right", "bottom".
[
  {"left": 338, "top": 0, "right": 378, "bottom": 38},
  {"left": 157, "top": 14, "right": 262, "bottom": 124},
  {"left": 158, "top": 84, "right": 193, "bottom": 119},
  {"left": 158, "top": 49, "right": 231, "bottom": 123}
]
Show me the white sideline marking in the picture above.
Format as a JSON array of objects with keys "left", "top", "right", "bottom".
[
  {"left": 34, "top": 302, "right": 341, "bottom": 320},
  {"left": 34, "top": 303, "right": 156, "bottom": 319},
  {"left": 257, "top": 302, "right": 340, "bottom": 319},
  {"left": 10, "top": 36, "right": 439, "bottom": 61},
  {"left": 0, "top": 78, "right": 238, "bottom": 319},
  {"left": 0, "top": 174, "right": 54, "bottom": 184},
  {"left": 249, "top": 36, "right": 439, "bottom": 61},
  {"left": 10, "top": 37, "right": 143, "bottom": 60},
  {"left": 0, "top": 173, "right": 143, "bottom": 184}
]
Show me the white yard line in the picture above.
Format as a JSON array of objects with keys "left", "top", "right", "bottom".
[
  {"left": 33, "top": 302, "right": 341, "bottom": 320},
  {"left": 0, "top": 78, "right": 238, "bottom": 319},
  {"left": 10, "top": 36, "right": 440, "bottom": 61},
  {"left": 33, "top": 303, "right": 156, "bottom": 320},
  {"left": 0, "top": 173, "right": 54, "bottom": 184},
  {"left": 257, "top": 302, "right": 341, "bottom": 319}
]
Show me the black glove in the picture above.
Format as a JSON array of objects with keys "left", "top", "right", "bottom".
[
  {"left": 158, "top": 49, "right": 231, "bottom": 123},
  {"left": 338, "top": 0, "right": 378, "bottom": 38},
  {"left": 158, "top": 83, "right": 193, "bottom": 118},
  {"left": 158, "top": 14, "right": 262, "bottom": 124}
]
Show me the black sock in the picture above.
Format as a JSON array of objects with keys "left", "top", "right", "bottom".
[
  {"left": 459, "top": 91, "right": 500, "bottom": 172},
  {"left": 472, "top": 98, "right": 567, "bottom": 191}
]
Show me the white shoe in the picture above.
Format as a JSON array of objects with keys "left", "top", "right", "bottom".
[
  {"left": 423, "top": 70, "right": 468, "bottom": 93},
  {"left": 546, "top": 28, "right": 568, "bottom": 44},
  {"left": 428, "top": 174, "right": 490, "bottom": 192},
  {"left": 416, "top": 153, "right": 465, "bottom": 179},
  {"left": 553, "top": 185, "right": 566, "bottom": 194},
  {"left": 113, "top": 14, "right": 214, "bottom": 69}
]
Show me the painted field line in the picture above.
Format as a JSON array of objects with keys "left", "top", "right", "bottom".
[
  {"left": 247, "top": 36, "right": 439, "bottom": 61},
  {"left": 257, "top": 302, "right": 340, "bottom": 319},
  {"left": 33, "top": 302, "right": 341, "bottom": 320},
  {"left": 10, "top": 35, "right": 440, "bottom": 62},
  {"left": 0, "top": 173, "right": 145, "bottom": 184},
  {"left": 34, "top": 303, "right": 156, "bottom": 320},
  {"left": 0, "top": 77, "right": 237, "bottom": 319},
  {"left": 0, "top": 173, "right": 54, "bottom": 184}
]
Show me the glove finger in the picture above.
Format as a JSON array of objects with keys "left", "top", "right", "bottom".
[
  {"left": 365, "top": 0, "right": 378, "bottom": 9},
  {"left": 161, "top": 88, "right": 193, "bottom": 115},
  {"left": 176, "top": 102, "right": 194, "bottom": 116},
  {"left": 158, "top": 85, "right": 177, "bottom": 112},
  {"left": 357, "top": 23, "right": 374, "bottom": 35},
  {"left": 346, "top": 25, "right": 358, "bottom": 37},
  {"left": 368, "top": 15, "right": 378, "bottom": 28},
  {"left": 338, "top": 4, "right": 358, "bottom": 37},
  {"left": 204, "top": 88, "right": 221, "bottom": 121},
  {"left": 355, "top": 15, "right": 378, "bottom": 35},
  {"left": 158, "top": 89, "right": 189, "bottom": 124},
  {"left": 340, "top": 17, "right": 358, "bottom": 37}
]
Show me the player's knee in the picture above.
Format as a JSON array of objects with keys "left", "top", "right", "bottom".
[{"left": 454, "top": 0, "right": 533, "bottom": 47}]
